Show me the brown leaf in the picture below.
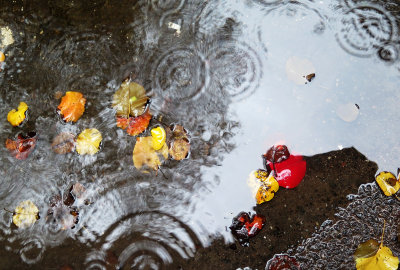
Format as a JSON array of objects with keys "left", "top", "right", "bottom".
[
  {"left": 52, "top": 133, "right": 76, "bottom": 154},
  {"left": 169, "top": 138, "right": 190, "bottom": 160}
]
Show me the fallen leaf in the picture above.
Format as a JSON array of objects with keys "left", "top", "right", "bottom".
[
  {"left": 263, "top": 145, "right": 306, "bottom": 189},
  {"left": 355, "top": 239, "right": 399, "bottom": 270},
  {"left": 247, "top": 170, "right": 279, "bottom": 204},
  {"left": 63, "top": 182, "right": 88, "bottom": 207},
  {"left": 229, "top": 212, "right": 266, "bottom": 246},
  {"left": 0, "top": 51, "right": 5, "bottom": 62},
  {"left": 112, "top": 80, "right": 149, "bottom": 118},
  {"left": 133, "top": 136, "right": 168, "bottom": 171},
  {"left": 51, "top": 132, "right": 76, "bottom": 154},
  {"left": 57, "top": 91, "right": 86, "bottom": 122},
  {"left": 265, "top": 254, "right": 300, "bottom": 270},
  {"left": 48, "top": 195, "right": 79, "bottom": 230},
  {"left": 168, "top": 124, "right": 190, "bottom": 160},
  {"left": 116, "top": 110, "right": 152, "bottom": 136},
  {"left": 76, "top": 128, "right": 102, "bottom": 155},
  {"left": 375, "top": 171, "right": 400, "bottom": 196},
  {"left": 263, "top": 145, "right": 290, "bottom": 164},
  {"left": 7, "top": 102, "right": 28, "bottom": 126},
  {"left": 5, "top": 132, "right": 37, "bottom": 160},
  {"left": 151, "top": 126, "right": 166, "bottom": 150},
  {"left": 12, "top": 200, "right": 39, "bottom": 228}
]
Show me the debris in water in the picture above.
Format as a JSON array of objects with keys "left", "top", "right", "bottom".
[
  {"left": 7, "top": 102, "right": 28, "bottom": 126},
  {"left": 75, "top": 128, "right": 102, "bottom": 155},
  {"left": 133, "top": 136, "right": 168, "bottom": 171},
  {"left": 265, "top": 254, "right": 300, "bottom": 270},
  {"left": 230, "top": 212, "right": 266, "bottom": 246},
  {"left": 57, "top": 91, "right": 86, "bottom": 122},
  {"left": 52, "top": 132, "right": 76, "bottom": 154},
  {"left": 285, "top": 56, "right": 316, "bottom": 85},
  {"left": 11, "top": 200, "right": 39, "bottom": 228},
  {"left": 168, "top": 22, "right": 181, "bottom": 36},
  {"left": 247, "top": 170, "right": 279, "bottom": 205},
  {"left": 5, "top": 132, "right": 37, "bottom": 160}
]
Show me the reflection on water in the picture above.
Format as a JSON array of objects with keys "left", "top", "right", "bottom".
[{"left": 0, "top": 0, "right": 399, "bottom": 268}]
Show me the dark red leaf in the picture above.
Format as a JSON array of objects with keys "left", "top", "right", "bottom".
[
  {"left": 265, "top": 254, "right": 300, "bottom": 270},
  {"left": 265, "top": 154, "right": 306, "bottom": 189},
  {"left": 263, "top": 145, "right": 290, "bottom": 164},
  {"left": 230, "top": 212, "right": 266, "bottom": 246},
  {"left": 5, "top": 132, "right": 37, "bottom": 160},
  {"left": 116, "top": 111, "right": 152, "bottom": 136}
]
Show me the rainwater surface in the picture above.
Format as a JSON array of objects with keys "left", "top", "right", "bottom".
[{"left": 0, "top": 0, "right": 400, "bottom": 269}]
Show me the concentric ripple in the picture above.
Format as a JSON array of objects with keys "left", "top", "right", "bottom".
[
  {"left": 19, "top": 236, "right": 45, "bottom": 264},
  {"left": 336, "top": 4, "right": 398, "bottom": 58},
  {"left": 85, "top": 211, "right": 201, "bottom": 270},
  {"left": 206, "top": 42, "right": 262, "bottom": 101},
  {"left": 152, "top": 48, "right": 208, "bottom": 102}
]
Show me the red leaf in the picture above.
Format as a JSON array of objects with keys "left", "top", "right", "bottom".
[
  {"left": 265, "top": 155, "right": 306, "bottom": 188},
  {"left": 263, "top": 145, "right": 290, "bottom": 163},
  {"left": 5, "top": 132, "right": 37, "bottom": 160},
  {"left": 116, "top": 111, "right": 152, "bottom": 136},
  {"left": 265, "top": 254, "right": 300, "bottom": 270},
  {"left": 230, "top": 212, "right": 266, "bottom": 246}
]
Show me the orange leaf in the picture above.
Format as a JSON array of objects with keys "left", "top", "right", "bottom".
[
  {"left": 116, "top": 111, "right": 152, "bottom": 136},
  {"left": 57, "top": 91, "right": 86, "bottom": 122},
  {"left": 5, "top": 132, "right": 37, "bottom": 160}
]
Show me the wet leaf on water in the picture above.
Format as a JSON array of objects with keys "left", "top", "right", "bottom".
[
  {"left": 151, "top": 126, "right": 166, "bottom": 150},
  {"left": 63, "top": 183, "right": 88, "bottom": 207},
  {"left": 51, "top": 132, "right": 76, "bottom": 154},
  {"left": 0, "top": 51, "right": 5, "bottom": 62},
  {"left": 48, "top": 195, "right": 79, "bottom": 230},
  {"left": 57, "top": 91, "right": 86, "bottom": 122},
  {"left": 265, "top": 254, "right": 300, "bottom": 270},
  {"left": 116, "top": 110, "right": 152, "bottom": 136},
  {"left": 263, "top": 145, "right": 306, "bottom": 189},
  {"left": 168, "top": 124, "right": 190, "bottom": 160},
  {"left": 285, "top": 56, "right": 316, "bottom": 85},
  {"left": 354, "top": 240, "right": 399, "bottom": 270},
  {"left": 247, "top": 170, "right": 279, "bottom": 204},
  {"left": 229, "top": 212, "right": 266, "bottom": 246},
  {"left": 112, "top": 80, "right": 149, "bottom": 118},
  {"left": 7, "top": 102, "right": 28, "bottom": 126},
  {"left": 75, "top": 128, "right": 102, "bottom": 155},
  {"left": 375, "top": 171, "right": 400, "bottom": 197},
  {"left": 12, "top": 200, "right": 39, "bottom": 228},
  {"left": 132, "top": 136, "right": 168, "bottom": 171},
  {"left": 5, "top": 132, "right": 37, "bottom": 160}
]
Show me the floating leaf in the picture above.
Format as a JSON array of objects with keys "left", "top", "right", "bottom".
[
  {"left": 5, "top": 132, "right": 37, "bottom": 160},
  {"left": 76, "top": 128, "right": 102, "bottom": 155},
  {"left": 263, "top": 145, "right": 306, "bottom": 189},
  {"left": 51, "top": 132, "right": 76, "bottom": 154},
  {"left": 355, "top": 240, "right": 399, "bottom": 270},
  {"left": 7, "top": 102, "right": 28, "bottom": 126},
  {"left": 12, "top": 200, "right": 39, "bottom": 228},
  {"left": 151, "top": 126, "right": 166, "bottom": 150},
  {"left": 48, "top": 195, "right": 79, "bottom": 230},
  {"left": 132, "top": 136, "right": 168, "bottom": 171},
  {"left": 229, "top": 212, "right": 266, "bottom": 246},
  {"left": 112, "top": 80, "right": 149, "bottom": 118},
  {"left": 265, "top": 254, "right": 300, "bottom": 270},
  {"left": 285, "top": 56, "right": 316, "bottom": 85},
  {"left": 375, "top": 171, "right": 400, "bottom": 197},
  {"left": 116, "top": 111, "right": 152, "bottom": 136},
  {"left": 0, "top": 51, "right": 5, "bottom": 62},
  {"left": 247, "top": 170, "right": 279, "bottom": 204},
  {"left": 57, "top": 91, "right": 86, "bottom": 122},
  {"left": 168, "top": 124, "right": 190, "bottom": 160}
]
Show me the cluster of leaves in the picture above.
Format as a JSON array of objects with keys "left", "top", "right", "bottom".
[{"left": 229, "top": 212, "right": 266, "bottom": 246}]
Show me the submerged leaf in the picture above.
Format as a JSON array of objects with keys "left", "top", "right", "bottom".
[
  {"left": 112, "top": 80, "right": 149, "bottom": 118},
  {"left": 168, "top": 125, "right": 190, "bottom": 160},
  {"left": 57, "top": 91, "right": 86, "bottom": 122},
  {"left": 132, "top": 136, "right": 168, "bottom": 171},
  {"left": 5, "top": 132, "right": 37, "bottom": 160},
  {"left": 48, "top": 195, "right": 79, "bottom": 230},
  {"left": 116, "top": 111, "right": 152, "bottom": 136},
  {"left": 12, "top": 200, "right": 39, "bottom": 228},
  {"left": 7, "top": 102, "right": 28, "bottom": 126},
  {"left": 375, "top": 171, "right": 400, "bottom": 196},
  {"left": 76, "top": 128, "right": 102, "bottom": 155},
  {"left": 51, "top": 132, "right": 76, "bottom": 154}
]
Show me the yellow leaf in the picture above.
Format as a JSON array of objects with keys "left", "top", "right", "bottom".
[
  {"left": 7, "top": 102, "right": 28, "bottom": 126},
  {"left": 57, "top": 91, "right": 86, "bottom": 122},
  {"left": 76, "top": 128, "right": 102, "bottom": 155},
  {"left": 375, "top": 171, "right": 400, "bottom": 196},
  {"left": 12, "top": 200, "right": 39, "bottom": 228},
  {"left": 247, "top": 170, "right": 279, "bottom": 204},
  {"left": 133, "top": 136, "right": 168, "bottom": 171},
  {"left": 356, "top": 245, "right": 399, "bottom": 270},
  {"left": 112, "top": 81, "right": 149, "bottom": 118},
  {"left": 151, "top": 126, "right": 166, "bottom": 150}
]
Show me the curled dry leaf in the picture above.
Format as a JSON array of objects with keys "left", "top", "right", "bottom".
[
  {"left": 229, "top": 212, "right": 266, "bottom": 246},
  {"left": 5, "top": 132, "right": 37, "bottom": 160},
  {"left": 51, "top": 132, "right": 76, "bottom": 154},
  {"left": 112, "top": 80, "right": 149, "bottom": 118},
  {"left": 168, "top": 125, "right": 190, "bottom": 160},
  {"left": 57, "top": 91, "right": 86, "bottom": 122},
  {"left": 375, "top": 171, "right": 400, "bottom": 196},
  {"left": 133, "top": 136, "right": 168, "bottom": 171},
  {"left": 76, "top": 128, "right": 102, "bottom": 155},
  {"left": 12, "top": 200, "right": 39, "bottom": 228},
  {"left": 116, "top": 110, "right": 152, "bottom": 136},
  {"left": 7, "top": 102, "right": 28, "bottom": 126}
]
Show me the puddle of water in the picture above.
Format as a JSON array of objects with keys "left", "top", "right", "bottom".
[{"left": 0, "top": 0, "right": 400, "bottom": 269}]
